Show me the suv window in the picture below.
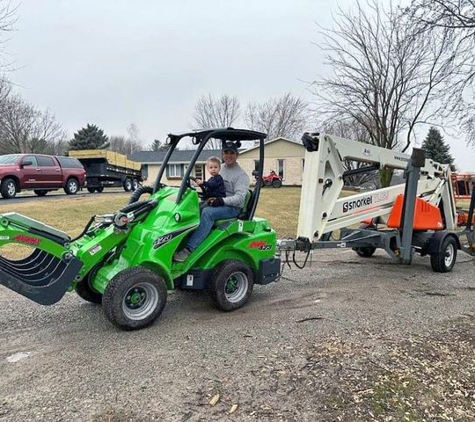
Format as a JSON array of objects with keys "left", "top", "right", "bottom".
[
  {"left": 36, "top": 156, "right": 56, "bottom": 167},
  {"left": 22, "top": 155, "right": 38, "bottom": 166},
  {"left": 56, "top": 156, "right": 84, "bottom": 169}
]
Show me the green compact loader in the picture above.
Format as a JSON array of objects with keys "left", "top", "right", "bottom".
[{"left": 0, "top": 128, "right": 281, "bottom": 330}]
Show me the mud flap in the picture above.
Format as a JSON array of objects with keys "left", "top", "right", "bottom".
[{"left": 0, "top": 248, "right": 83, "bottom": 305}]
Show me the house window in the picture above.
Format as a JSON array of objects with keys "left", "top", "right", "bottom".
[
  {"left": 167, "top": 164, "right": 183, "bottom": 178},
  {"left": 254, "top": 160, "right": 260, "bottom": 172},
  {"left": 277, "top": 159, "right": 285, "bottom": 179}
]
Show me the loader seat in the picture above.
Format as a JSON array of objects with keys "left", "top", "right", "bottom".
[{"left": 213, "top": 190, "right": 253, "bottom": 228}]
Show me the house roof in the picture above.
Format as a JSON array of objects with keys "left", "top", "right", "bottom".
[
  {"left": 130, "top": 149, "right": 223, "bottom": 164},
  {"left": 130, "top": 137, "right": 304, "bottom": 164},
  {"left": 238, "top": 137, "right": 303, "bottom": 155}
]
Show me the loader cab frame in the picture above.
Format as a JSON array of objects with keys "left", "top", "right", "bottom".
[{"left": 154, "top": 128, "right": 267, "bottom": 220}]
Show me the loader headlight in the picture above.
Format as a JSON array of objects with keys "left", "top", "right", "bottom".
[{"left": 174, "top": 213, "right": 181, "bottom": 222}]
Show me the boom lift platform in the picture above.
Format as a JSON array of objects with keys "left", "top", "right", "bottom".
[{"left": 279, "top": 133, "right": 475, "bottom": 271}]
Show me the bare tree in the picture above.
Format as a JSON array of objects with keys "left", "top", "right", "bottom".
[
  {"left": 193, "top": 94, "right": 241, "bottom": 149},
  {"left": 313, "top": 1, "right": 459, "bottom": 186},
  {"left": 0, "top": 1, "right": 17, "bottom": 78},
  {"left": 407, "top": 0, "right": 475, "bottom": 146},
  {"left": 244, "top": 93, "right": 309, "bottom": 141},
  {"left": 0, "top": 94, "right": 65, "bottom": 154},
  {"left": 322, "top": 119, "right": 379, "bottom": 189},
  {"left": 109, "top": 135, "right": 142, "bottom": 156}
]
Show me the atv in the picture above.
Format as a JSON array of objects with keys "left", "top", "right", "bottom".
[
  {"left": 0, "top": 128, "right": 281, "bottom": 330},
  {"left": 253, "top": 169, "right": 282, "bottom": 188}
]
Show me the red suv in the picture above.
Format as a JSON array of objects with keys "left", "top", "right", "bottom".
[{"left": 0, "top": 154, "right": 86, "bottom": 199}]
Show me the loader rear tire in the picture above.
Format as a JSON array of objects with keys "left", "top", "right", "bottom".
[
  {"left": 75, "top": 279, "right": 102, "bottom": 304},
  {"left": 209, "top": 260, "right": 254, "bottom": 312},
  {"left": 102, "top": 267, "right": 167, "bottom": 330}
]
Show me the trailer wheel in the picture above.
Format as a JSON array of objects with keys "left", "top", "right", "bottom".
[
  {"left": 354, "top": 246, "right": 376, "bottom": 257},
  {"left": 1, "top": 178, "right": 17, "bottom": 199},
  {"left": 96, "top": 187, "right": 104, "bottom": 193},
  {"left": 75, "top": 279, "right": 102, "bottom": 304},
  {"left": 430, "top": 236, "right": 457, "bottom": 273},
  {"left": 87, "top": 187, "right": 96, "bottom": 193},
  {"left": 123, "top": 178, "right": 133, "bottom": 192},
  {"left": 132, "top": 178, "right": 140, "bottom": 191},
  {"left": 64, "top": 178, "right": 79, "bottom": 195},
  {"left": 34, "top": 190, "right": 48, "bottom": 197},
  {"left": 209, "top": 260, "right": 254, "bottom": 312},
  {"left": 102, "top": 267, "right": 167, "bottom": 330}
]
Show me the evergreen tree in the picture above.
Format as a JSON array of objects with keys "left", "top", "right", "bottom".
[
  {"left": 421, "top": 127, "right": 456, "bottom": 171},
  {"left": 69, "top": 124, "right": 109, "bottom": 150},
  {"left": 149, "top": 139, "right": 169, "bottom": 151}
]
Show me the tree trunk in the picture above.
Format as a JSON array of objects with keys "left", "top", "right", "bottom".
[{"left": 379, "top": 168, "right": 394, "bottom": 188}]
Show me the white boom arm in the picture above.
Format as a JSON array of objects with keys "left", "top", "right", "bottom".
[{"left": 297, "top": 133, "right": 457, "bottom": 241}]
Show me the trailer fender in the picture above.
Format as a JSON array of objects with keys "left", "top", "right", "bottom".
[{"left": 426, "top": 231, "right": 461, "bottom": 255}]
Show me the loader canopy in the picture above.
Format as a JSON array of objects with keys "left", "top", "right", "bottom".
[{"left": 154, "top": 128, "right": 267, "bottom": 221}]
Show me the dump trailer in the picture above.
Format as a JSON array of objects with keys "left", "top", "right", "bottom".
[{"left": 69, "top": 150, "right": 143, "bottom": 193}]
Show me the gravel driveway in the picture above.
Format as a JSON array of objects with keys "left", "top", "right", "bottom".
[{"left": 1, "top": 249, "right": 474, "bottom": 421}]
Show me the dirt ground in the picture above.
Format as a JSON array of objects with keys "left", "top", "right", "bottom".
[{"left": 1, "top": 248, "right": 475, "bottom": 422}]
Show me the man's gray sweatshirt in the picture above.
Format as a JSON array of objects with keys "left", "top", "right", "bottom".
[{"left": 220, "top": 163, "right": 250, "bottom": 208}]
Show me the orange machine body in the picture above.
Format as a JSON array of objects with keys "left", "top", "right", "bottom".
[{"left": 387, "top": 194, "right": 444, "bottom": 230}]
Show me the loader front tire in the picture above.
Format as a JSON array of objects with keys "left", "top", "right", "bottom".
[
  {"left": 209, "top": 260, "right": 254, "bottom": 312},
  {"left": 102, "top": 267, "right": 167, "bottom": 330}
]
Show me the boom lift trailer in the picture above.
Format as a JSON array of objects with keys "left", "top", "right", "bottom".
[{"left": 278, "top": 133, "right": 475, "bottom": 270}]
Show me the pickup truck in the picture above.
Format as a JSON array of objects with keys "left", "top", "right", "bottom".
[{"left": 0, "top": 154, "right": 86, "bottom": 199}]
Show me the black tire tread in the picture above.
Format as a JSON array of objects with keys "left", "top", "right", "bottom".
[
  {"left": 430, "top": 236, "right": 457, "bottom": 273},
  {"left": 1, "top": 177, "right": 17, "bottom": 199},
  {"left": 75, "top": 279, "right": 102, "bottom": 304},
  {"left": 102, "top": 266, "right": 167, "bottom": 330},
  {"left": 209, "top": 260, "right": 254, "bottom": 312},
  {"left": 64, "top": 178, "right": 79, "bottom": 195}
]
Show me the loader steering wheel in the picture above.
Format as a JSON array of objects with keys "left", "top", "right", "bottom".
[
  {"left": 187, "top": 176, "right": 206, "bottom": 199},
  {"left": 187, "top": 176, "right": 197, "bottom": 191}
]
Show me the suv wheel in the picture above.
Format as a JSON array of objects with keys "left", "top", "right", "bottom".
[
  {"left": 1, "top": 178, "right": 17, "bottom": 199},
  {"left": 64, "top": 178, "right": 79, "bottom": 195}
]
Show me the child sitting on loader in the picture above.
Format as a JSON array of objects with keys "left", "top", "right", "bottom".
[
  {"left": 173, "top": 142, "right": 250, "bottom": 262},
  {"left": 195, "top": 156, "right": 226, "bottom": 208}
]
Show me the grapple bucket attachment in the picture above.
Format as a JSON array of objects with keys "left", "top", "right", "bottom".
[{"left": 0, "top": 213, "right": 83, "bottom": 305}]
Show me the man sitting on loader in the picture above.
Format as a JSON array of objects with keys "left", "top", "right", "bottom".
[{"left": 173, "top": 141, "right": 250, "bottom": 262}]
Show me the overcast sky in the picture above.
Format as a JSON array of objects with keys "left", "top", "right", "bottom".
[{"left": 5, "top": 0, "right": 474, "bottom": 170}]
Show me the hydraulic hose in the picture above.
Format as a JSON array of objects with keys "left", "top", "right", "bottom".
[{"left": 128, "top": 185, "right": 154, "bottom": 205}]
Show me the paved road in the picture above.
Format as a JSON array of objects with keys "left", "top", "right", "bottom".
[{"left": 1, "top": 249, "right": 474, "bottom": 421}]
